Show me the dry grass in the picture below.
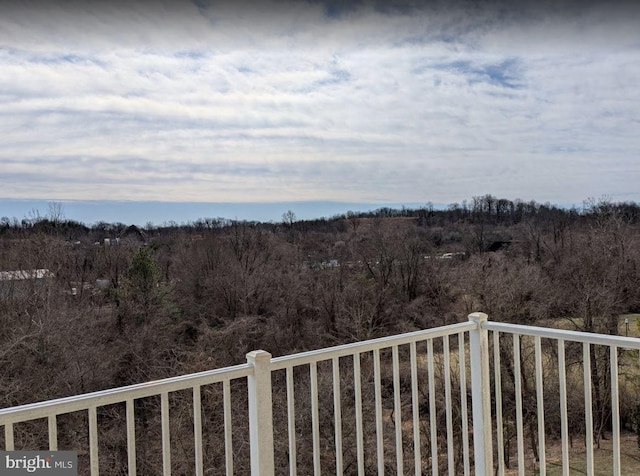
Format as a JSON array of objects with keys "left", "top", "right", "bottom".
[
  {"left": 545, "top": 431, "right": 640, "bottom": 475},
  {"left": 500, "top": 432, "right": 640, "bottom": 475}
]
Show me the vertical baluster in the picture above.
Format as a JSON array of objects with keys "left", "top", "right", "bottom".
[
  {"left": 392, "top": 345, "right": 404, "bottom": 475},
  {"left": 534, "top": 336, "right": 546, "bottom": 476},
  {"left": 48, "top": 415, "right": 57, "bottom": 451},
  {"left": 286, "top": 366, "right": 297, "bottom": 476},
  {"left": 126, "top": 399, "right": 137, "bottom": 476},
  {"left": 410, "top": 341, "right": 421, "bottom": 476},
  {"left": 310, "top": 362, "right": 321, "bottom": 476},
  {"left": 514, "top": 334, "right": 525, "bottom": 475},
  {"left": 89, "top": 406, "right": 99, "bottom": 476},
  {"left": 443, "top": 337, "right": 455, "bottom": 473},
  {"left": 427, "top": 339, "right": 438, "bottom": 476},
  {"left": 5, "top": 423, "right": 14, "bottom": 451},
  {"left": 583, "top": 343, "right": 594, "bottom": 476},
  {"left": 611, "top": 345, "right": 620, "bottom": 476},
  {"left": 354, "top": 353, "right": 365, "bottom": 475},
  {"left": 373, "top": 348, "right": 385, "bottom": 475},
  {"left": 558, "top": 340, "right": 569, "bottom": 476},
  {"left": 223, "top": 381, "right": 233, "bottom": 476},
  {"left": 191, "top": 388, "right": 202, "bottom": 476},
  {"left": 332, "top": 357, "right": 343, "bottom": 475},
  {"left": 458, "top": 332, "right": 470, "bottom": 476},
  {"left": 161, "top": 392, "right": 171, "bottom": 476},
  {"left": 193, "top": 387, "right": 203, "bottom": 476},
  {"left": 493, "top": 331, "right": 505, "bottom": 476}
]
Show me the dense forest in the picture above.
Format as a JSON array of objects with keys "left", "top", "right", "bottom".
[{"left": 2, "top": 195, "right": 640, "bottom": 473}]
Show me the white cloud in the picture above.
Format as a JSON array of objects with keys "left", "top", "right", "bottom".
[{"left": 0, "top": 0, "right": 639, "bottom": 208}]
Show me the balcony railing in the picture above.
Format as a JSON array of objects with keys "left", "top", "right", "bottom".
[{"left": 2, "top": 313, "right": 640, "bottom": 475}]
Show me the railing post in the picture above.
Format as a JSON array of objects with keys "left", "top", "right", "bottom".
[
  {"left": 468, "top": 312, "right": 493, "bottom": 476},
  {"left": 247, "top": 350, "right": 275, "bottom": 476}
]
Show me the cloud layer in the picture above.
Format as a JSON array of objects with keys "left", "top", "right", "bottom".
[{"left": 1, "top": 0, "right": 639, "bottom": 206}]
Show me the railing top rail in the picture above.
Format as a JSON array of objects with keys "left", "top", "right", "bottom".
[
  {"left": 485, "top": 321, "right": 640, "bottom": 349},
  {"left": 0, "top": 363, "right": 252, "bottom": 425},
  {"left": 270, "top": 321, "right": 475, "bottom": 370},
  {"left": 0, "top": 322, "right": 475, "bottom": 425}
]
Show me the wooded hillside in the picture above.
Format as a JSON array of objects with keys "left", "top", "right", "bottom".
[
  {"left": 2, "top": 196, "right": 640, "bottom": 473},
  {"left": 2, "top": 196, "right": 640, "bottom": 402}
]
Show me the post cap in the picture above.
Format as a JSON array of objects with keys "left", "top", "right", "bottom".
[
  {"left": 246, "top": 350, "right": 272, "bottom": 363},
  {"left": 468, "top": 312, "right": 489, "bottom": 323}
]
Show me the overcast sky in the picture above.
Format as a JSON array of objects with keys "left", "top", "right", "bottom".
[{"left": 1, "top": 0, "right": 639, "bottom": 221}]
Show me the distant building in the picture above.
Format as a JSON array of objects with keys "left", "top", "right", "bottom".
[
  {"left": 0, "top": 268, "right": 55, "bottom": 300},
  {"left": 117, "top": 225, "right": 148, "bottom": 246},
  {"left": 97, "top": 225, "right": 148, "bottom": 248},
  {"left": 0, "top": 269, "right": 54, "bottom": 281}
]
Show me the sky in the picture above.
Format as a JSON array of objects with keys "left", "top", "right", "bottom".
[{"left": 1, "top": 0, "right": 639, "bottom": 224}]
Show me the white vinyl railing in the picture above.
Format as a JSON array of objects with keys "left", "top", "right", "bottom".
[
  {"left": 267, "top": 320, "right": 476, "bottom": 475},
  {"left": 0, "top": 362, "right": 254, "bottom": 475},
  {"left": 1, "top": 313, "right": 640, "bottom": 475},
  {"left": 485, "top": 320, "right": 640, "bottom": 476}
]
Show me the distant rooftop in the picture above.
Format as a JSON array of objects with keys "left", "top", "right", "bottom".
[{"left": 0, "top": 269, "right": 54, "bottom": 281}]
